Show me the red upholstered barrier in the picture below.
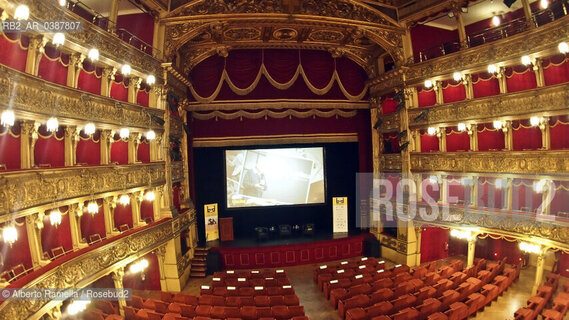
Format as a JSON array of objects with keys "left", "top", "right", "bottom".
[
  {"left": 549, "top": 116, "right": 569, "bottom": 150},
  {"left": 41, "top": 206, "right": 73, "bottom": 256},
  {"left": 512, "top": 120, "right": 542, "bottom": 151},
  {"left": 80, "top": 199, "right": 106, "bottom": 243},
  {"left": 141, "top": 199, "right": 155, "bottom": 223},
  {"left": 543, "top": 55, "right": 569, "bottom": 86},
  {"left": 505, "top": 66, "right": 537, "bottom": 92},
  {"left": 420, "top": 131, "right": 439, "bottom": 152},
  {"left": 441, "top": 80, "right": 466, "bottom": 103},
  {"left": 114, "top": 201, "right": 133, "bottom": 230},
  {"left": 445, "top": 127, "right": 469, "bottom": 152},
  {"left": 477, "top": 123, "right": 505, "bottom": 151},
  {"left": 35, "top": 125, "right": 65, "bottom": 168},
  {"left": 213, "top": 233, "right": 373, "bottom": 269}
]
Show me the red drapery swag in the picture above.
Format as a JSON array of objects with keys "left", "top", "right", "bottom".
[
  {"left": 41, "top": 206, "right": 73, "bottom": 256},
  {"left": 543, "top": 54, "right": 569, "bottom": 86},
  {"left": 35, "top": 125, "right": 65, "bottom": 168},
  {"left": 475, "top": 236, "right": 521, "bottom": 265},
  {"left": 512, "top": 119, "right": 542, "bottom": 151},
  {"left": 420, "top": 227, "right": 449, "bottom": 263},
  {"left": 76, "top": 130, "right": 101, "bottom": 165},
  {"left": 110, "top": 73, "right": 129, "bottom": 102},
  {"left": 111, "top": 134, "right": 128, "bottom": 165},
  {"left": 445, "top": 127, "right": 470, "bottom": 152},
  {"left": 38, "top": 45, "right": 69, "bottom": 86},
  {"left": 138, "top": 139, "right": 150, "bottom": 163},
  {"left": 80, "top": 199, "right": 106, "bottom": 242},
  {"left": 550, "top": 116, "right": 569, "bottom": 150},
  {"left": 505, "top": 65, "right": 537, "bottom": 92},
  {"left": 471, "top": 72, "right": 500, "bottom": 98},
  {"left": 0, "top": 122, "right": 21, "bottom": 170},
  {"left": 0, "top": 218, "right": 33, "bottom": 272},
  {"left": 420, "top": 130, "right": 439, "bottom": 152},
  {"left": 0, "top": 32, "right": 28, "bottom": 72},
  {"left": 383, "top": 132, "right": 400, "bottom": 154},
  {"left": 188, "top": 49, "right": 368, "bottom": 102},
  {"left": 77, "top": 60, "right": 102, "bottom": 95},
  {"left": 114, "top": 201, "right": 133, "bottom": 230},
  {"left": 477, "top": 123, "right": 505, "bottom": 151},
  {"left": 441, "top": 80, "right": 466, "bottom": 103},
  {"left": 417, "top": 86, "right": 437, "bottom": 108}
]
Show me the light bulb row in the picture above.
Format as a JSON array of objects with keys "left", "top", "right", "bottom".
[{"left": 426, "top": 115, "right": 546, "bottom": 136}]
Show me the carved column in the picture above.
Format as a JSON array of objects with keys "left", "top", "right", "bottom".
[
  {"left": 149, "top": 85, "right": 162, "bottom": 109},
  {"left": 25, "top": 213, "right": 49, "bottom": 268},
  {"left": 152, "top": 18, "right": 162, "bottom": 59},
  {"left": 163, "top": 94, "right": 174, "bottom": 214},
  {"left": 108, "top": 0, "right": 120, "bottom": 33},
  {"left": 179, "top": 109, "right": 191, "bottom": 209},
  {"left": 20, "top": 120, "right": 39, "bottom": 169},
  {"left": 128, "top": 132, "right": 141, "bottom": 164},
  {"left": 467, "top": 236, "right": 476, "bottom": 268},
  {"left": 69, "top": 203, "right": 87, "bottom": 250},
  {"left": 103, "top": 196, "right": 119, "bottom": 237},
  {"left": 521, "top": 0, "right": 535, "bottom": 29},
  {"left": 101, "top": 67, "right": 116, "bottom": 97},
  {"left": 503, "top": 121, "right": 513, "bottom": 151},
  {"left": 160, "top": 238, "right": 184, "bottom": 291},
  {"left": 468, "top": 124, "right": 478, "bottom": 151},
  {"left": 534, "top": 58, "right": 545, "bottom": 87},
  {"left": 412, "top": 130, "right": 421, "bottom": 153},
  {"left": 438, "top": 129, "right": 447, "bottom": 152},
  {"left": 440, "top": 175, "right": 448, "bottom": 205},
  {"left": 497, "top": 67, "right": 507, "bottom": 94},
  {"left": 470, "top": 177, "right": 479, "bottom": 207},
  {"left": 155, "top": 245, "right": 168, "bottom": 291},
  {"left": 454, "top": 10, "right": 468, "bottom": 48},
  {"left": 111, "top": 267, "right": 126, "bottom": 317},
  {"left": 44, "top": 303, "right": 62, "bottom": 320},
  {"left": 153, "top": 187, "right": 162, "bottom": 221},
  {"left": 100, "top": 130, "right": 112, "bottom": 165},
  {"left": 370, "top": 106, "right": 382, "bottom": 175},
  {"left": 505, "top": 178, "right": 514, "bottom": 211},
  {"left": 434, "top": 81, "right": 443, "bottom": 105},
  {"left": 464, "top": 74, "right": 473, "bottom": 100},
  {"left": 128, "top": 77, "right": 142, "bottom": 105},
  {"left": 130, "top": 192, "right": 143, "bottom": 228},
  {"left": 401, "top": 23, "right": 414, "bottom": 64},
  {"left": 25, "top": 35, "right": 45, "bottom": 76},
  {"left": 64, "top": 126, "right": 79, "bottom": 167},
  {"left": 539, "top": 118, "right": 550, "bottom": 150},
  {"left": 532, "top": 250, "right": 546, "bottom": 295},
  {"left": 67, "top": 53, "right": 83, "bottom": 88}
]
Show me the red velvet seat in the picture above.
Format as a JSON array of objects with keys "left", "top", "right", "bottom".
[
  {"left": 464, "top": 293, "right": 485, "bottom": 317},
  {"left": 443, "top": 302, "right": 467, "bottom": 320},
  {"left": 284, "top": 294, "right": 300, "bottom": 306},
  {"left": 255, "top": 295, "right": 271, "bottom": 307},
  {"left": 370, "top": 316, "right": 391, "bottom": 320},
  {"left": 438, "top": 266, "right": 455, "bottom": 279},
  {"left": 338, "top": 294, "right": 371, "bottom": 318},
  {"left": 85, "top": 309, "right": 105, "bottom": 320},
  {"left": 173, "top": 293, "right": 198, "bottom": 306},
  {"left": 331, "top": 283, "right": 371, "bottom": 308},
  {"left": 371, "top": 278, "right": 393, "bottom": 291},
  {"left": 465, "top": 277, "right": 483, "bottom": 292},
  {"left": 392, "top": 307, "right": 419, "bottom": 320},
  {"left": 391, "top": 294, "right": 417, "bottom": 313},
  {"left": 240, "top": 306, "right": 258, "bottom": 320},
  {"left": 439, "top": 290, "right": 459, "bottom": 310},
  {"left": 271, "top": 305, "right": 290, "bottom": 320},
  {"left": 239, "top": 287, "right": 255, "bottom": 296},
  {"left": 123, "top": 306, "right": 137, "bottom": 320},
  {"left": 367, "top": 301, "right": 394, "bottom": 318},
  {"left": 416, "top": 298, "right": 442, "bottom": 320},
  {"left": 427, "top": 312, "right": 448, "bottom": 320},
  {"left": 95, "top": 300, "right": 119, "bottom": 315},
  {"left": 195, "top": 305, "right": 212, "bottom": 317},
  {"left": 481, "top": 284, "right": 500, "bottom": 304},
  {"left": 179, "top": 304, "right": 196, "bottom": 318},
  {"left": 433, "top": 279, "right": 453, "bottom": 296},
  {"left": 225, "top": 296, "right": 242, "bottom": 307},
  {"left": 394, "top": 281, "right": 415, "bottom": 297},
  {"left": 345, "top": 307, "right": 367, "bottom": 320},
  {"left": 128, "top": 295, "right": 145, "bottom": 309},
  {"left": 424, "top": 272, "right": 441, "bottom": 286},
  {"left": 210, "top": 305, "right": 225, "bottom": 319},
  {"left": 167, "top": 302, "right": 183, "bottom": 314},
  {"left": 135, "top": 309, "right": 162, "bottom": 320},
  {"left": 289, "top": 305, "right": 305, "bottom": 317},
  {"left": 224, "top": 306, "right": 241, "bottom": 318},
  {"left": 393, "top": 272, "right": 412, "bottom": 286},
  {"left": 257, "top": 306, "right": 273, "bottom": 318},
  {"left": 412, "top": 266, "right": 428, "bottom": 280},
  {"left": 370, "top": 288, "right": 394, "bottom": 305},
  {"left": 269, "top": 295, "right": 285, "bottom": 306},
  {"left": 161, "top": 312, "right": 182, "bottom": 320},
  {"left": 160, "top": 292, "right": 174, "bottom": 303},
  {"left": 514, "top": 307, "right": 534, "bottom": 320},
  {"left": 240, "top": 296, "right": 255, "bottom": 306},
  {"left": 414, "top": 286, "right": 436, "bottom": 305}
]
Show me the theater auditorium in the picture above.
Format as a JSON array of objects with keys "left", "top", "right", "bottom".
[{"left": 0, "top": 0, "right": 569, "bottom": 319}]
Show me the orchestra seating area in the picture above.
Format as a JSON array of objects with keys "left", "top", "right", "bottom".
[
  {"left": 313, "top": 256, "right": 522, "bottom": 320},
  {"left": 515, "top": 273, "right": 564, "bottom": 320}
]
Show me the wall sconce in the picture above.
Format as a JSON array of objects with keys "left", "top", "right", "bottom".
[
  {"left": 424, "top": 80, "right": 433, "bottom": 88},
  {"left": 533, "top": 180, "right": 548, "bottom": 193},
  {"left": 2, "top": 225, "right": 18, "bottom": 246},
  {"left": 46, "top": 117, "right": 59, "bottom": 133},
  {"left": 130, "top": 259, "right": 149, "bottom": 280},
  {"left": 119, "top": 194, "right": 130, "bottom": 206},
  {"left": 119, "top": 128, "right": 130, "bottom": 139},
  {"left": 67, "top": 299, "right": 90, "bottom": 316},
  {"left": 495, "top": 178, "right": 507, "bottom": 189},
  {"left": 450, "top": 229, "right": 473, "bottom": 240},
  {"left": 144, "top": 191, "right": 155, "bottom": 201},
  {"left": 87, "top": 201, "right": 98, "bottom": 215},
  {"left": 88, "top": 48, "right": 99, "bottom": 62},
  {"left": 1, "top": 110, "right": 15, "bottom": 128},
  {"left": 453, "top": 72, "right": 463, "bottom": 82},
  {"left": 519, "top": 241, "right": 541, "bottom": 254},
  {"left": 487, "top": 64, "right": 498, "bottom": 74},
  {"left": 427, "top": 127, "right": 437, "bottom": 135},
  {"left": 49, "top": 208, "right": 62, "bottom": 227},
  {"left": 457, "top": 123, "right": 467, "bottom": 132},
  {"left": 14, "top": 5, "right": 30, "bottom": 20}
]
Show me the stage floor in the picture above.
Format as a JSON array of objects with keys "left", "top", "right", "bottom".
[{"left": 205, "top": 229, "right": 367, "bottom": 248}]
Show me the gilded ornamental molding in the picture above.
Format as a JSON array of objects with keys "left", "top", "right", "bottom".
[
  {"left": 376, "top": 112, "right": 400, "bottom": 133},
  {"left": 0, "top": 214, "right": 191, "bottom": 320},
  {"left": 0, "top": 64, "right": 165, "bottom": 131},
  {"left": 172, "top": 161, "right": 185, "bottom": 183},
  {"left": 381, "top": 154, "right": 403, "bottom": 172},
  {"left": 410, "top": 151, "right": 569, "bottom": 174},
  {"left": 408, "top": 83, "right": 569, "bottom": 129},
  {"left": 170, "top": 117, "right": 184, "bottom": 140},
  {"left": 0, "top": 163, "right": 166, "bottom": 219}
]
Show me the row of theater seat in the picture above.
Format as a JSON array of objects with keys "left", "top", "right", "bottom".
[
  {"left": 208, "top": 277, "right": 291, "bottom": 288},
  {"left": 542, "top": 280, "right": 569, "bottom": 320},
  {"left": 213, "top": 270, "right": 288, "bottom": 280},
  {"left": 514, "top": 273, "right": 561, "bottom": 320}
]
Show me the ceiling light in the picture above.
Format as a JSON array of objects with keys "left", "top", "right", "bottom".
[
  {"left": 540, "top": 0, "right": 549, "bottom": 9},
  {"left": 119, "top": 194, "right": 130, "bottom": 206},
  {"left": 493, "top": 120, "right": 503, "bottom": 129},
  {"left": 559, "top": 42, "right": 569, "bottom": 54},
  {"left": 2, "top": 225, "right": 18, "bottom": 246},
  {"left": 49, "top": 208, "right": 62, "bottom": 227},
  {"left": 424, "top": 80, "right": 433, "bottom": 88},
  {"left": 146, "top": 75, "right": 156, "bottom": 85},
  {"left": 87, "top": 201, "right": 98, "bottom": 215},
  {"left": 144, "top": 191, "right": 155, "bottom": 201},
  {"left": 146, "top": 130, "right": 156, "bottom": 140},
  {"left": 52, "top": 33, "right": 65, "bottom": 46},
  {"left": 427, "top": 127, "right": 437, "bottom": 135},
  {"left": 14, "top": 5, "right": 30, "bottom": 20},
  {"left": 58, "top": 0, "right": 67, "bottom": 6},
  {"left": 121, "top": 64, "right": 131, "bottom": 76},
  {"left": 457, "top": 123, "right": 467, "bottom": 132},
  {"left": 521, "top": 55, "right": 532, "bottom": 66},
  {"left": 88, "top": 48, "right": 99, "bottom": 62},
  {"left": 447, "top": 11, "right": 455, "bottom": 18},
  {"left": 487, "top": 64, "right": 497, "bottom": 74},
  {"left": 119, "top": 128, "right": 130, "bottom": 139},
  {"left": 1, "top": 110, "right": 15, "bottom": 127},
  {"left": 461, "top": 7, "right": 468, "bottom": 13},
  {"left": 530, "top": 116, "right": 541, "bottom": 127},
  {"left": 519, "top": 241, "right": 541, "bottom": 254},
  {"left": 453, "top": 72, "right": 462, "bottom": 82},
  {"left": 84, "top": 123, "right": 96, "bottom": 135},
  {"left": 46, "top": 117, "right": 59, "bottom": 133},
  {"left": 492, "top": 15, "right": 501, "bottom": 27}
]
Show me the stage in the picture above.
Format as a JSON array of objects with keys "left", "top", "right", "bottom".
[{"left": 208, "top": 231, "right": 374, "bottom": 269}]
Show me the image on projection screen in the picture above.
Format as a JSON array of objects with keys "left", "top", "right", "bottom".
[{"left": 225, "top": 147, "right": 325, "bottom": 208}]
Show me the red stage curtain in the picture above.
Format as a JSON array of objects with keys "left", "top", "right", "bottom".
[
  {"left": 417, "top": 87, "right": 436, "bottom": 107},
  {"left": 110, "top": 74, "right": 129, "bottom": 102},
  {"left": 111, "top": 135, "right": 128, "bottom": 165},
  {"left": 0, "top": 32, "right": 28, "bottom": 71},
  {"left": 420, "top": 130, "right": 439, "bottom": 152},
  {"left": 445, "top": 127, "right": 470, "bottom": 152},
  {"left": 0, "top": 218, "right": 33, "bottom": 272},
  {"left": 477, "top": 123, "right": 505, "bottom": 151},
  {"left": 448, "top": 176, "right": 467, "bottom": 204},
  {"left": 383, "top": 132, "right": 400, "bottom": 154},
  {"left": 420, "top": 227, "right": 449, "bottom": 263},
  {"left": 190, "top": 54, "right": 225, "bottom": 98},
  {"left": 512, "top": 119, "right": 542, "bottom": 151},
  {"left": 77, "top": 60, "right": 102, "bottom": 95},
  {"left": 37, "top": 45, "right": 69, "bottom": 86},
  {"left": 80, "top": 199, "right": 106, "bottom": 242},
  {"left": 543, "top": 55, "right": 569, "bottom": 86},
  {"left": 421, "top": 174, "right": 440, "bottom": 203},
  {"left": 505, "top": 65, "right": 537, "bottom": 92},
  {"left": 551, "top": 181, "right": 569, "bottom": 217},
  {"left": 550, "top": 116, "right": 569, "bottom": 150},
  {"left": 41, "top": 207, "right": 73, "bottom": 256},
  {"left": 472, "top": 72, "right": 500, "bottom": 98},
  {"left": 264, "top": 49, "right": 299, "bottom": 82},
  {"left": 0, "top": 122, "right": 21, "bottom": 170},
  {"left": 226, "top": 49, "right": 262, "bottom": 88},
  {"left": 114, "top": 202, "right": 133, "bottom": 230},
  {"left": 477, "top": 178, "right": 504, "bottom": 209},
  {"left": 475, "top": 236, "right": 521, "bottom": 265},
  {"left": 137, "top": 86, "right": 150, "bottom": 107},
  {"left": 76, "top": 130, "right": 100, "bottom": 165},
  {"left": 123, "top": 253, "right": 161, "bottom": 290},
  {"left": 441, "top": 80, "right": 466, "bottom": 103},
  {"left": 512, "top": 179, "right": 542, "bottom": 213},
  {"left": 336, "top": 56, "right": 367, "bottom": 96},
  {"left": 300, "top": 50, "right": 335, "bottom": 89},
  {"left": 35, "top": 125, "right": 65, "bottom": 168},
  {"left": 141, "top": 199, "right": 154, "bottom": 223},
  {"left": 173, "top": 183, "right": 181, "bottom": 211},
  {"left": 138, "top": 139, "right": 150, "bottom": 163}
]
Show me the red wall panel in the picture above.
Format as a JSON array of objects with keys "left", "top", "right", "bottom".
[
  {"left": 80, "top": 199, "right": 106, "bottom": 242},
  {"left": 505, "top": 66, "right": 537, "bottom": 92},
  {"left": 0, "top": 122, "right": 21, "bottom": 170},
  {"left": 114, "top": 202, "right": 133, "bottom": 230},
  {"left": 420, "top": 227, "right": 449, "bottom": 263},
  {"left": 543, "top": 55, "right": 569, "bottom": 86},
  {"left": 35, "top": 126, "right": 65, "bottom": 168},
  {"left": 472, "top": 73, "right": 500, "bottom": 98},
  {"left": 445, "top": 127, "right": 470, "bottom": 152},
  {"left": 477, "top": 123, "right": 505, "bottom": 151},
  {"left": 76, "top": 131, "right": 100, "bottom": 165},
  {"left": 0, "top": 219, "right": 33, "bottom": 272},
  {"left": 0, "top": 33, "right": 28, "bottom": 71},
  {"left": 512, "top": 120, "right": 542, "bottom": 151},
  {"left": 420, "top": 131, "right": 439, "bottom": 152},
  {"left": 550, "top": 116, "right": 569, "bottom": 150},
  {"left": 137, "top": 140, "right": 150, "bottom": 163},
  {"left": 441, "top": 80, "right": 466, "bottom": 103},
  {"left": 37, "top": 46, "right": 69, "bottom": 86},
  {"left": 111, "top": 137, "right": 128, "bottom": 165},
  {"left": 41, "top": 207, "right": 73, "bottom": 256}
]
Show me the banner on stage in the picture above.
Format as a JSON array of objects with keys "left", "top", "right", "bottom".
[
  {"left": 333, "top": 197, "right": 348, "bottom": 233},
  {"left": 204, "top": 203, "right": 219, "bottom": 241}
]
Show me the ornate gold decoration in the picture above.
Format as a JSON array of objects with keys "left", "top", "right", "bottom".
[
  {"left": 407, "top": 83, "right": 569, "bottom": 128},
  {"left": 0, "top": 163, "right": 166, "bottom": 218},
  {"left": 273, "top": 28, "right": 298, "bottom": 41},
  {"left": 410, "top": 151, "right": 569, "bottom": 174},
  {"left": 0, "top": 214, "right": 192, "bottom": 320},
  {"left": 224, "top": 28, "right": 262, "bottom": 41},
  {"left": 308, "top": 30, "right": 345, "bottom": 42},
  {"left": 377, "top": 112, "right": 400, "bottom": 133},
  {"left": 188, "top": 100, "right": 369, "bottom": 112},
  {"left": 381, "top": 154, "right": 403, "bottom": 172},
  {"left": 172, "top": 161, "right": 185, "bottom": 183},
  {"left": 193, "top": 132, "right": 358, "bottom": 147},
  {"left": 191, "top": 108, "right": 358, "bottom": 120},
  {"left": 0, "top": 64, "right": 164, "bottom": 131},
  {"left": 170, "top": 117, "right": 184, "bottom": 139}
]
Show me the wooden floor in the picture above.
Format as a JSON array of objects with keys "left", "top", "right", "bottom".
[{"left": 180, "top": 255, "right": 567, "bottom": 320}]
